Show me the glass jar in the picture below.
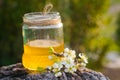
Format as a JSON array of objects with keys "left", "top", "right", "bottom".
[{"left": 22, "top": 12, "right": 64, "bottom": 70}]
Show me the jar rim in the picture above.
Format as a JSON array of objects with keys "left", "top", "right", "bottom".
[{"left": 24, "top": 12, "right": 59, "bottom": 15}]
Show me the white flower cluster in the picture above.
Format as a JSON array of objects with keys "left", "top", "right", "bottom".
[{"left": 48, "top": 48, "right": 88, "bottom": 77}]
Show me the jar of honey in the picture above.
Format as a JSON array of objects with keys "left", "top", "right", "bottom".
[{"left": 22, "top": 12, "right": 64, "bottom": 70}]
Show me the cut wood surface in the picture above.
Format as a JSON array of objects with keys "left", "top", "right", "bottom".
[{"left": 0, "top": 63, "right": 110, "bottom": 80}]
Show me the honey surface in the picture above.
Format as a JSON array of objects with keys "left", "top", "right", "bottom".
[{"left": 22, "top": 40, "right": 64, "bottom": 70}]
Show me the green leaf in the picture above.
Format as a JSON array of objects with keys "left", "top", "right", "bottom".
[
  {"left": 37, "top": 67, "right": 46, "bottom": 73},
  {"left": 49, "top": 47, "right": 55, "bottom": 54}
]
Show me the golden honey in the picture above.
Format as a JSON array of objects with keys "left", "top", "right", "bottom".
[{"left": 22, "top": 40, "right": 64, "bottom": 70}]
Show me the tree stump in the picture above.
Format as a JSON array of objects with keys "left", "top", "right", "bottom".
[{"left": 0, "top": 63, "right": 110, "bottom": 80}]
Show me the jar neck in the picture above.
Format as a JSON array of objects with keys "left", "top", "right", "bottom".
[{"left": 23, "top": 12, "right": 61, "bottom": 26}]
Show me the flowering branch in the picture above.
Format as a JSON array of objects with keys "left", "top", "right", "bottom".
[
  {"left": 49, "top": 47, "right": 64, "bottom": 57},
  {"left": 47, "top": 48, "right": 88, "bottom": 77}
]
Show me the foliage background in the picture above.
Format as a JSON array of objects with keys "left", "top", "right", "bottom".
[{"left": 0, "top": 0, "right": 120, "bottom": 71}]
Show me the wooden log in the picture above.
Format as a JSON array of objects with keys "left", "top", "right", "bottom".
[{"left": 0, "top": 63, "right": 110, "bottom": 80}]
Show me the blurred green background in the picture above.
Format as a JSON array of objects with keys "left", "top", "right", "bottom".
[{"left": 0, "top": 0, "right": 120, "bottom": 79}]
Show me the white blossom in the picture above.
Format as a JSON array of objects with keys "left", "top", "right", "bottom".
[
  {"left": 48, "top": 55, "right": 53, "bottom": 60},
  {"left": 53, "top": 63, "right": 59, "bottom": 68},
  {"left": 80, "top": 63, "right": 86, "bottom": 67},
  {"left": 47, "top": 66, "right": 52, "bottom": 70},
  {"left": 79, "top": 53, "right": 88, "bottom": 64},
  {"left": 79, "top": 53, "right": 82, "bottom": 57},
  {"left": 60, "top": 60, "right": 67, "bottom": 66},
  {"left": 58, "top": 64, "right": 63, "bottom": 70},
  {"left": 65, "top": 63, "right": 71, "bottom": 68},
  {"left": 63, "top": 52, "right": 68, "bottom": 57},
  {"left": 71, "top": 67, "right": 77, "bottom": 72},
  {"left": 64, "top": 48, "right": 69, "bottom": 53},
  {"left": 53, "top": 68, "right": 58, "bottom": 72},
  {"left": 64, "top": 69, "right": 69, "bottom": 72},
  {"left": 55, "top": 72, "right": 62, "bottom": 77}
]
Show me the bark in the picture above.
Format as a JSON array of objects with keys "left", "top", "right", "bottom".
[{"left": 0, "top": 63, "right": 110, "bottom": 80}]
